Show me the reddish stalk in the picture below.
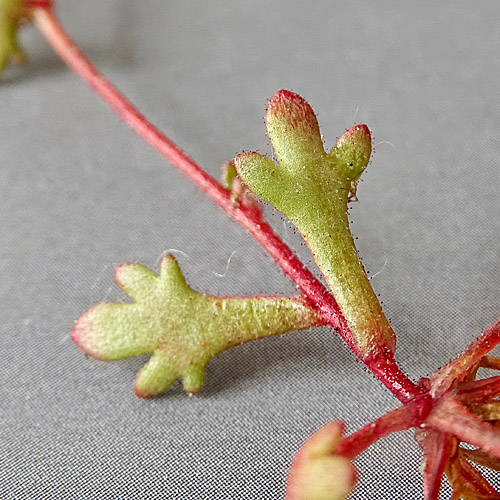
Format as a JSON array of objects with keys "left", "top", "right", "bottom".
[
  {"left": 31, "top": 6, "right": 421, "bottom": 403},
  {"left": 26, "top": 1, "right": 51, "bottom": 7},
  {"left": 335, "top": 394, "right": 432, "bottom": 460}
]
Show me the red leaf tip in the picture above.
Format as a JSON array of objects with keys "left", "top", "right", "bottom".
[
  {"left": 266, "top": 89, "right": 317, "bottom": 131},
  {"left": 286, "top": 421, "right": 357, "bottom": 500},
  {"left": 114, "top": 263, "right": 130, "bottom": 289},
  {"left": 337, "top": 124, "right": 371, "bottom": 146},
  {"left": 70, "top": 308, "right": 102, "bottom": 359}
]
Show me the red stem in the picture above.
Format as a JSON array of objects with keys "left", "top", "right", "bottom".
[
  {"left": 31, "top": 6, "right": 421, "bottom": 403},
  {"left": 418, "top": 431, "right": 453, "bottom": 500},
  {"left": 26, "top": 1, "right": 51, "bottom": 7},
  {"left": 335, "top": 394, "right": 432, "bottom": 460}
]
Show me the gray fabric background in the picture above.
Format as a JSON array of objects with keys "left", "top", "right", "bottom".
[{"left": 1, "top": 1, "right": 499, "bottom": 498}]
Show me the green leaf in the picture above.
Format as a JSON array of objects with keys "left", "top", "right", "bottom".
[
  {"left": 233, "top": 152, "right": 288, "bottom": 209},
  {"left": 236, "top": 90, "right": 395, "bottom": 355},
  {"left": 0, "top": 0, "right": 27, "bottom": 75},
  {"left": 329, "top": 123, "right": 372, "bottom": 182},
  {"left": 221, "top": 160, "right": 238, "bottom": 190},
  {"left": 72, "top": 254, "right": 323, "bottom": 397}
]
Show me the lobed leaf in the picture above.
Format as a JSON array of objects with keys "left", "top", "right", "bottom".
[
  {"left": 72, "top": 254, "right": 324, "bottom": 397},
  {"left": 236, "top": 89, "right": 394, "bottom": 355}
]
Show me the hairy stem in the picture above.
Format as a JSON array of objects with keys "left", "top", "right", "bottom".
[{"left": 31, "top": 6, "right": 421, "bottom": 403}]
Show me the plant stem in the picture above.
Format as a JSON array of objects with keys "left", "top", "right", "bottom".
[
  {"left": 335, "top": 394, "right": 432, "bottom": 460},
  {"left": 26, "top": 0, "right": 50, "bottom": 7},
  {"left": 31, "top": 6, "right": 421, "bottom": 403}
]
